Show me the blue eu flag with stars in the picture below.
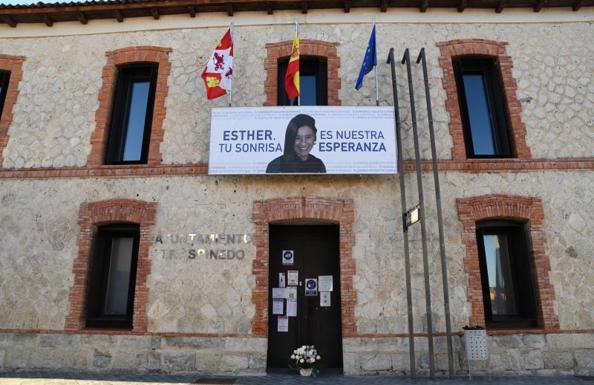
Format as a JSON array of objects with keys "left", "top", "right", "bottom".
[{"left": 355, "top": 25, "right": 377, "bottom": 90}]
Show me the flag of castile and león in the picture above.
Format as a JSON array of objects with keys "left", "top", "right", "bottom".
[
  {"left": 284, "top": 33, "right": 300, "bottom": 100},
  {"left": 201, "top": 28, "right": 234, "bottom": 100}
]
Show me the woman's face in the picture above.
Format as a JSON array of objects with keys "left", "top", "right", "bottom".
[{"left": 293, "top": 125, "right": 316, "bottom": 160}]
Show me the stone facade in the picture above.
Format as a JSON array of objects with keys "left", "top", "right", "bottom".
[{"left": 0, "top": 8, "right": 592, "bottom": 376}]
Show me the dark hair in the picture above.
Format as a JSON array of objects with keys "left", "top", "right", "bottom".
[{"left": 283, "top": 114, "right": 317, "bottom": 156}]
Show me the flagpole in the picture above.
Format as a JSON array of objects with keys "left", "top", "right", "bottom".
[
  {"left": 229, "top": 22, "right": 234, "bottom": 107},
  {"left": 373, "top": 18, "right": 379, "bottom": 106},
  {"left": 296, "top": 19, "right": 300, "bottom": 107}
]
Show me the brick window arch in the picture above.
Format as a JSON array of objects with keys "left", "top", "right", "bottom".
[
  {"left": 251, "top": 197, "right": 356, "bottom": 337},
  {"left": 456, "top": 194, "right": 559, "bottom": 330},
  {"left": 0, "top": 54, "right": 25, "bottom": 167},
  {"left": 88, "top": 46, "right": 172, "bottom": 167},
  {"left": 264, "top": 40, "right": 341, "bottom": 106},
  {"left": 437, "top": 39, "right": 531, "bottom": 161},
  {"left": 65, "top": 199, "right": 157, "bottom": 332}
]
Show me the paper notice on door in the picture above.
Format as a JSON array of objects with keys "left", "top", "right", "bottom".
[
  {"left": 287, "top": 299, "right": 297, "bottom": 317},
  {"left": 272, "top": 288, "right": 288, "bottom": 299},
  {"left": 319, "top": 275, "right": 333, "bottom": 292},
  {"left": 279, "top": 272, "right": 286, "bottom": 288},
  {"left": 320, "top": 291, "right": 331, "bottom": 307},
  {"left": 286, "top": 287, "right": 297, "bottom": 301},
  {"left": 277, "top": 316, "right": 289, "bottom": 332},
  {"left": 272, "top": 299, "right": 284, "bottom": 315},
  {"left": 282, "top": 250, "right": 294, "bottom": 265},
  {"left": 287, "top": 270, "right": 299, "bottom": 286}
]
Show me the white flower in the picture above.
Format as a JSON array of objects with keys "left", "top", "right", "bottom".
[
  {"left": 316, "top": 355, "right": 321, "bottom": 360},
  {"left": 300, "top": 359, "right": 304, "bottom": 363},
  {"left": 291, "top": 355, "right": 295, "bottom": 359}
]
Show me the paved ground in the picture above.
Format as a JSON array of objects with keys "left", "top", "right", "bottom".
[{"left": 0, "top": 372, "right": 593, "bottom": 385}]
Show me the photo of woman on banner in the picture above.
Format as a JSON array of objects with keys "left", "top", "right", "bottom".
[{"left": 266, "top": 114, "right": 326, "bottom": 174}]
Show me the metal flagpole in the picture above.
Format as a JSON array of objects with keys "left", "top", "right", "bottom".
[
  {"left": 373, "top": 18, "right": 379, "bottom": 106},
  {"left": 387, "top": 48, "right": 416, "bottom": 377},
  {"left": 417, "top": 47, "right": 455, "bottom": 377},
  {"left": 228, "top": 22, "right": 234, "bottom": 107},
  {"left": 402, "top": 48, "right": 435, "bottom": 377},
  {"left": 296, "top": 19, "right": 300, "bottom": 107}
]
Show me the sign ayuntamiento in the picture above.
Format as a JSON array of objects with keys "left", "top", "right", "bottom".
[{"left": 208, "top": 106, "right": 397, "bottom": 175}]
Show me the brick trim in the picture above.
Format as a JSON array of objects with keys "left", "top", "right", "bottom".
[
  {"left": 437, "top": 39, "right": 531, "bottom": 161},
  {"left": 1, "top": 158, "right": 593, "bottom": 180},
  {"left": 264, "top": 40, "right": 341, "bottom": 106},
  {"left": 251, "top": 197, "right": 356, "bottom": 337},
  {"left": 88, "top": 46, "right": 172, "bottom": 167},
  {"left": 0, "top": 54, "right": 25, "bottom": 167},
  {"left": 456, "top": 194, "right": 559, "bottom": 330},
  {"left": 65, "top": 199, "right": 158, "bottom": 333}
]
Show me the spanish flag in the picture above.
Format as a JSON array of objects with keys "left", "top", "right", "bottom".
[{"left": 284, "top": 33, "right": 300, "bottom": 100}]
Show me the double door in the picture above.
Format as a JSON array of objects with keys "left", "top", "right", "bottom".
[{"left": 267, "top": 225, "right": 342, "bottom": 370}]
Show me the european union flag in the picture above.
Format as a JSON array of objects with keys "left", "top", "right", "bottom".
[{"left": 355, "top": 25, "right": 377, "bottom": 90}]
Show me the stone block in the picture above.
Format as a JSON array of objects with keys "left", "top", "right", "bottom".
[
  {"left": 391, "top": 353, "right": 410, "bottom": 371},
  {"left": 248, "top": 353, "right": 266, "bottom": 369},
  {"left": 146, "top": 352, "right": 161, "bottom": 371},
  {"left": 547, "top": 334, "right": 594, "bottom": 350},
  {"left": 80, "top": 335, "right": 119, "bottom": 349},
  {"left": 196, "top": 352, "right": 222, "bottom": 372},
  {"left": 93, "top": 350, "right": 112, "bottom": 369},
  {"left": 220, "top": 354, "right": 249, "bottom": 372},
  {"left": 111, "top": 351, "right": 148, "bottom": 370},
  {"left": 342, "top": 352, "right": 360, "bottom": 375},
  {"left": 521, "top": 349, "right": 543, "bottom": 370},
  {"left": 0, "top": 349, "right": 5, "bottom": 368},
  {"left": 163, "top": 351, "right": 196, "bottom": 372},
  {"left": 522, "top": 334, "right": 546, "bottom": 348},
  {"left": 224, "top": 337, "right": 266, "bottom": 352},
  {"left": 39, "top": 334, "right": 80, "bottom": 349},
  {"left": 5, "top": 349, "right": 29, "bottom": 368},
  {"left": 163, "top": 336, "right": 224, "bottom": 350},
  {"left": 575, "top": 350, "right": 594, "bottom": 370},
  {"left": 361, "top": 353, "right": 391, "bottom": 372},
  {"left": 11, "top": 333, "right": 38, "bottom": 348},
  {"left": 543, "top": 351, "right": 574, "bottom": 369},
  {"left": 28, "top": 348, "right": 86, "bottom": 369},
  {"left": 493, "top": 335, "right": 523, "bottom": 349},
  {"left": 0, "top": 334, "right": 11, "bottom": 347},
  {"left": 118, "top": 336, "right": 153, "bottom": 350}
]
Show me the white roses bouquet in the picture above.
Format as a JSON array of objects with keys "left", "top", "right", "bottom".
[{"left": 289, "top": 345, "right": 322, "bottom": 369}]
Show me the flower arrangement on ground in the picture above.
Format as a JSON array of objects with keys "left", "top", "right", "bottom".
[{"left": 289, "top": 345, "right": 322, "bottom": 376}]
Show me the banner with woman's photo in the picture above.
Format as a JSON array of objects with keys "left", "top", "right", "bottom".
[{"left": 208, "top": 106, "right": 397, "bottom": 175}]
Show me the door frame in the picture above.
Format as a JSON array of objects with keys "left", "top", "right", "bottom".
[{"left": 251, "top": 197, "right": 357, "bottom": 344}]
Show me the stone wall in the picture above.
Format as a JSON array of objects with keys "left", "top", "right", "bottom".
[
  {"left": 0, "top": 20, "right": 592, "bottom": 166},
  {"left": 0, "top": 333, "right": 265, "bottom": 374},
  {"left": 0, "top": 10, "right": 593, "bottom": 376},
  {"left": 344, "top": 333, "right": 594, "bottom": 376}
]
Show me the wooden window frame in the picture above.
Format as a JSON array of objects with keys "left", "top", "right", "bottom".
[
  {"left": 437, "top": 39, "right": 531, "bottom": 161},
  {"left": 476, "top": 220, "right": 538, "bottom": 329},
  {"left": 264, "top": 40, "right": 340, "bottom": 106},
  {"left": 0, "top": 70, "right": 10, "bottom": 121},
  {"left": 453, "top": 56, "right": 513, "bottom": 158},
  {"left": 277, "top": 56, "right": 328, "bottom": 106},
  {"left": 85, "top": 224, "right": 140, "bottom": 329},
  {"left": 104, "top": 63, "right": 158, "bottom": 165}
]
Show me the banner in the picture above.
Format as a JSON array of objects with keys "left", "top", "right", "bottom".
[{"left": 208, "top": 106, "right": 397, "bottom": 175}]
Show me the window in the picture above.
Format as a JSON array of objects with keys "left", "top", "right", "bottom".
[
  {"left": 476, "top": 221, "right": 537, "bottom": 328},
  {"left": 454, "top": 57, "right": 512, "bottom": 158},
  {"left": 105, "top": 64, "right": 158, "bottom": 164},
  {"left": 86, "top": 224, "right": 140, "bottom": 329},
  {"left": 277, "top": 56, "right": 327, "bottom": 106},
  {"left": 0, "top": 70, "right": 10, "bottom": 120}
]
